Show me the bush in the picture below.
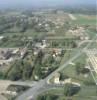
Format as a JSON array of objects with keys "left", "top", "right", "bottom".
[
  {"left": 0, "top": 71, "right": 4, "bottom": 79},
  {"left": 64, "top": 83, "right": 81, "bottom": 96},
  {"left": 59, "top": 72, "right": 69, "bottom": 81},
  {"left": 37, "top": 94, "right": 58, "bottom": 100},
  {"left": 7, "top": 60, "right": 33, "bottom": 81}
]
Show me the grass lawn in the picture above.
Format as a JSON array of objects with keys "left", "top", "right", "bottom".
[
  {"left": 61, "top": 53, "right": 94, "bottom": 83},
  {"left": 23, "top": 29, "right": 45, "bottom": 37},
  {"left": 86, "top": 29, "right": 97, "bottom": 39},
  {"left": 1, "top": 29, "right": 44, "bottom": 37},
  {"left": 39, "top": 85, "right": 97, "bottom": 100},
  {"left": 88, "top": 42, "right": 97, "bottom": 49},
  {"left": 37, "top": 51, "right": 97, "bottom": 100},
  {"left": 60, "top": 49, "right": 79, "bottom": 66},
  {"left": 0, "top": 37, "right": 26, "bottom": 48},
  {"left": 0, "top": 28, "right": 45, "bottom": 47}
]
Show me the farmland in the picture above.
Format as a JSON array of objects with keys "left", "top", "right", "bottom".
[{"left": 0, "top": 8, "right": 96, "bottom": 100}]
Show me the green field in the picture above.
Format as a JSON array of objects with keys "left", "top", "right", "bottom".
[
  {"left": 71, "top": 14, "right": 96, "bottom": 25},
  {"left": 39, "top": 85, "right": 97, "bottom": 100},
  {"left": 86, "top": 29, "right": 97, "bottom": 39},
  {"left": 61, "top": 53, "right": 94, "bottom": 83},
  {"left": 1, "top": 29, "right": 44, "bottom": 37},
  {"left": 47, "top": 53, "right": 97, "bottom": 100}
]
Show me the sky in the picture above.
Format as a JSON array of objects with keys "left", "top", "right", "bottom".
[{"left": 0, "top": 0, "right": 96, "bottom": 8}]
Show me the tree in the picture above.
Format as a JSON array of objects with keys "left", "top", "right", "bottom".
[
  {"left": 46, "top": 95, "right": 51, "bottom": 100},
  {"left": 2, "top": 36, "right": 9, "bottom": 42},
  {"left": 75, "top": 62, "right": 85, "bottom": 75},
  {"left": 75, "top": 62, "right": 90, "bottom": 75},
  {"left": 59, "top": 72, "right": 69, "bottom": 81},
  {"left": 81, "top": 68, "right": 90, "bottom": 74},
  {"left": 7, "top": 60, "right": 33, "bottom": 81},
  {"left": 52, "top": 41, "right": 59, "bottom": 47},
  {"left": 64, "top": 21, "right": 71, "bottom": 31},
  {"left": 22, "top": 61, "right": 32, "bottom": 80},
  {"left": 0, "top": 71, "right": 4, "bottom": 79},
  {"left": 7, "top": 60, "right": 23, "bottom": 81},
  {"left": 37, "top": 94, "right": 58, "bottom": 100},
  {"left": 48, "top": 55, "right": 55, "bottom": 64},
  {"left": 64, "top": 83, "right": 80, "bottom": 96},
  {"left": 33, "top": 63, "right": 43, "bottom": 80},
  {"left": 35, "top": 50, "right": 44, "bottom": 64},
  {"left": 64, "top": 83, "right": 73, "bottom": 96}
]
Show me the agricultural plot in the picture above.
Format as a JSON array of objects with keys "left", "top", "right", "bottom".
[
  {"left": 38, "top": 84, "right": 97, "bottom": 100},
  {"left": 71, "top": 14, "right": 96, "bottom": 25},
  {"left": 51, "top": 52, "right": 94, "bottom": 82},
  {"left": 86, "top": 29, "right": 97, "bottom": 39},
  {"left": 42, "top": 54, "right": 97, "bottom": 100}
]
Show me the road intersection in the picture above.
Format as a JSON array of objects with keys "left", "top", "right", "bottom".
[{"left": 15, "top": 35, "right": 97, "bottom": 100}]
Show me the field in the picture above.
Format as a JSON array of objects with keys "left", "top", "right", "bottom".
[
  {"left": 0, "top": 10, "right": 96, "bottom": 100},
  {"left": 48, "top": 50, "right": 97, "bottom": 99},
  {"left": 71, "top": 14, "right": 96, "bottom": 25},
  {"left": 40, "top": 53, "right": 97, "bottom": 100},
  {"left": 39, "top": 85, "right": 97, "bottom": 100}
]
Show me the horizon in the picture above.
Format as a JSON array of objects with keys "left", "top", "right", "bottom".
[{"left": 0, "top": 0, "right": 96, "bottom": 9}]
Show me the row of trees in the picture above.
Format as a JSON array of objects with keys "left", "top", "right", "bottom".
[
  {"left": 0, "top": 35, "right": 28, "bottom": 47},
  {"left": 37, "top": 94, "right": 58, "bottom": 100},
  {"left": 51, "top": 39, "right": 77, "bottom": 48},
  {"left": 0, "top": 13, "right": 55, "bottom": 34},
  {"left": 64, "top": 83, "right": 80, "bottom": 97},
  {"left": 17, "top": 15, "right": 54, "bottom": 33},
  {"left": 37, "top": 83, "right": 80, "bottom": 100},
  {"left": 5, "top": 49, "right": 59, "bottom": 81},
  {"left": 33, "top": 50, "right": 59, "bottom": 80},
  {"left": 6, "top": 60, "right": 33, "bottom": 81}
]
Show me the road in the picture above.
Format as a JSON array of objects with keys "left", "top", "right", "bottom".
[
  {"left": 16, "top": 50, "right": 83, "bottom": 100},
  {"left": 16, "top": 80, "right": 64, "bottom": 100},
  {"left": 16, "top": 35, "right": 96, "bottom": 100},
  {"left": 12, "top": 81, "right": 37, "bottom": 87},
  {"left": 78, "top": 40, "right": 97, "bottom": 47},
  {"left": 46, "top": 50, "right": 82, "bottom": 81}
]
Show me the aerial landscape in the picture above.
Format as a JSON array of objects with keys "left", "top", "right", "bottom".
[{"left": 0, "top": 0, "right": 96, "bottom": 100}]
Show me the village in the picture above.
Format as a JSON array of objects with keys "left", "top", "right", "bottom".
[{"left": 0, "top": 6, "right": 96, "bottom": 100}]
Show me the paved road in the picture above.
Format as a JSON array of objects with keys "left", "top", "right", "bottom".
[
  {"left": 16, "top": 50, "right": 83, "bottom": 100},
  {"left": 12, "top": 81, "right": 37, "bottom": 87},
  {"left": 46, "top": 50, "right": 82, "bottom": 81},
  {"left": 16, "top": 36, "right": 96, "bottom": 100},
  {"left": 16, "top": 80, "right": 65, "bottom": 100}
]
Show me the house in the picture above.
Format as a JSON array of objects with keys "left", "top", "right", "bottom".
[
  {"left": 68, "top": 27, "right": 89, "bottom": 40},
  {"left": 54, "top": 73, "right": 60, "bottom": 84},
  {"left": 52, "top": 49, "right": 62, "bottom": 57},
  {"left": 35, "top": 40, "right": 47, "bottom": 49},
  {"left": 20, "top": 48, "right": 27, "bottom": 59}
]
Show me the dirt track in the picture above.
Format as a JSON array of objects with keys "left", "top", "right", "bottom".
[{"left": 69, "top": 14, "right": 77, "bottom": 20}]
